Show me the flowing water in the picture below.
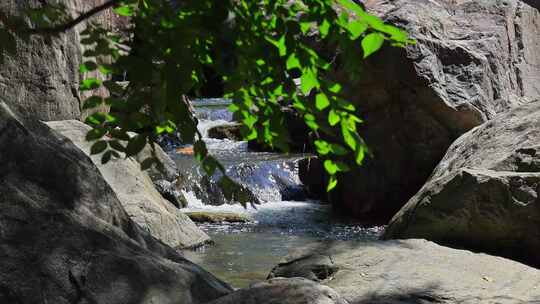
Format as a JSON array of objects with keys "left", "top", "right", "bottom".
[{"left": 167, "top": 98, "right": 382, "bottom": 288}]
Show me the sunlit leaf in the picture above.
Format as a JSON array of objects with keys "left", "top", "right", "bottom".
[{"left": 362, "top": 33, "right": 385, "bottom": 58}]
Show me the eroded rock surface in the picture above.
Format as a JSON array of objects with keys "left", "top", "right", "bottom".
[
  {"left": 0, "top": 102, "right": 231, "bottom": 304},
  {"left": 46, "top": 120, "right": 210, "bottom": 249},
  {"left": 384, "top": 101, "right": 540, "bottom": 266},
  {"left": 268, "top": 240, "right": 540, "bottom": 304}
]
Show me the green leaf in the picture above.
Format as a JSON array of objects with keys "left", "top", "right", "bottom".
[
  {"left": 90, "top": 140, "right": 107, "bottom": 155},
  {"left": 314, "top": 140, "right": 331, "bottom": 155},
  {"left": 341, "top": 120, "right": 357, "bottom": 150},
  {"left": 286, "top": 54, "right": 301, "bottom": 71},
  {"left": 300, "top": 68, "right": 319, "bottom": 95},
  {"left": 319, "top": 19, "right": 331, "bottom": 38},
  {"left": 361, "top": 33, "right": 385, "bottom": 59},
  {"left": 266, "top": 34, "right": 287, "bottom": 57},
  {"left": 355, "top": 144, "right": 366, "bottom": 165},
  {"left": 80, "top": 78, "right": 102, "bottom": 91},
  {"left": 109, "top": 129, "right": 130, "bottom": 141},
  {"left": 114, "top": 5, "right": 134, "bottom": 17},
  {"left": 126, "top": 134, "right": 147, "bottom": 157},
  {"left": 80, "top": 61, "right": 98, "bottom": 73},
  {"left": 327, "top": 175, "right": 338, "bottom": 192},
  {"left": 194, "top": 140, "right": 208, "bottom": 162},
  {"left": 335, "top": 161, "right": 350, "bottom": 172},
  {"left": 328, "top": 109, "right": 341, "bottom": 126},
  {"left": 86, "top": 128, "right": 106, "bottom": 141},
  {"left": 330, "top": 143, "right": 348, "bottom": 156},
  {"left": 85, "top": 112, "right": 106, "bottom": 126},
  {"left": 347, "top": 20, "right": 368, "bottom": 40},
  {"left": 324, "top": 159, "right": 338, "bottom": 175},
  {"left": 202, "top": 156, "right": 219, "bottom": 176},
  {"left": 109, "top": 140, "right": 126, "bottom": 152},
  {"left": 83, "top": 96, "right": 103, "bottom": 109},
  {"left": 315, "top": 93, "right": 330, "bottom": 111},
  {"left": 329, "top": 83, "right": 342, "bottom": 94}
]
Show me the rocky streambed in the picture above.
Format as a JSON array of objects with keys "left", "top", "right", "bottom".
[{"left": 2, "top": 0, "right": 540, "bottom": 303}]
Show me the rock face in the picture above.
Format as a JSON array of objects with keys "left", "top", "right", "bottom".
[
  {"left": 46, "top": 120, "right": 210, "bottom": 249},
  {"left": 0, "top": 102, "right": 232, "bottom": 304},
  {"left": 206, "top": 278, "right": 348, "bottom": 304},
  {"left": 303, "top": 0, "right": 540, "bottom": 222},
  {"left": 0, "top": 0, "right": 118, "bottom": 121},
  {"left": 268, "top": 239, "right": 540, "bottom": 304},
  {"left": 384, "top": 101, "right": 540, "bottom": 267}
]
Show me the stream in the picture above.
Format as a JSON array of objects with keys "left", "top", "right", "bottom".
[{"left": 167, "top": 99, "right": 382, "bottom": 288}]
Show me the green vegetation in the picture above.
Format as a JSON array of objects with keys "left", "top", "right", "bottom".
[{"left": 0, "top": 0, "right": 412, "bottom": 193}]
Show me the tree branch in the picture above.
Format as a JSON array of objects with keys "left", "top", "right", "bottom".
[{"left": 28, "top": 0, "right": 120, "bottom": 34}]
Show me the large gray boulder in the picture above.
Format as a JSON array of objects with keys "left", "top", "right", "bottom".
[
  {"left": 384, "top": 101, "right": 540, "bottom": 266},
  {"left": 304, "top": 0, "right": 540, "bottom": 222},
  {"left": 46, "top": 120, "right": 210, "bottom": 249},
  {"left": 206, "top": 278, "right": 348, "bottom": 304},
  {"left": 0, "top": 102, "right": 232, "bottom": 304},
  {"left": 268, "top": 240, "right": 540, "bottom": 304}
]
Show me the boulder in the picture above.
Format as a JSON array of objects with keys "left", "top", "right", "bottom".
[
  {"left": 268, "top": 239, "right": 540, "bottom": 304},
  {"left": 206, "top": 278, "right": 348, "bottom": 304},
  {"left": 207, "top": 123, "right": 243, "bottom": 141},
  {"left": 302, "top": 0, "right": 540, "bottom": 222},
  {"left": 0, "top": 1, "right": 122, "bottom": 121},
  {"left": 46, "top": 120, "right": 210, "bottom": 249},
  {"left": 384, "top": 101, "right": 540, "bottom": 266},
  {"left": 0, "top": 102, "right": 232, "bottom": 304}
]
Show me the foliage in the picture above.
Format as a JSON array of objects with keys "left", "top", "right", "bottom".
[{"left": 0, "top": 0, "right": 412, "bottom": 194}]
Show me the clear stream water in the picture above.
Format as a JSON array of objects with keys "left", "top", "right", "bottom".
[{"left": 168, "top": 99, "right": 382, "bottom": 288}]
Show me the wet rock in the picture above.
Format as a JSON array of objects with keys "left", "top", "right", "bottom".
[
  {"left": 384, "top": 101, "right": 540, "bottom": 267},
  {"left": 134, "top": 137, "right": 190, "bottom": 208},
  {"left": 46, "top": 120, "right": 210, "bottom": 249},
  {"left": 303, "top": 0, "right": 540, "bottom": 222},
  {"left": 268, "top": 239, "right": 540, "bottom": 304},
  {"left": 207, "top": 123, "right": 243, "bottom": 141},
  {"left": 0, "top": 102, "right": 232, "bottom": 304},
  {"left": 206, "top": 278, "right": 348, "bottom": 304},
  {"left": 153, "top": 179, "right": 188, "bottom": 208},
  {"left": 184, "top": 211, "right": 252, "bottom": 223}
]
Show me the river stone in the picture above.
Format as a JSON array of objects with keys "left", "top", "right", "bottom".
[
  {"left": 384, "top": 101, "right": 540, "bottom": 266},
  {"left": 185, "top": 211, "right": 253, "bottom": 223},
  {"left": 0, "top": 1, "right": 121, "bottom": 121},
  {"left": 206, "top": 278, "right": 348, "bottom": 304},
  {"left": 302, "top": 0, "right": 540, "bottom": 222},
  {"left": 268, "top": 239, "right": 540, "bottom": 304},
  {"left": 207, "top": 123, "right": 243, "bottom": 141},
  {"left": 46, "top": 120, "right": 210, "bottom": 249},
  {"left": 0, "top": 102, "right": 232, "bottom": 304}
]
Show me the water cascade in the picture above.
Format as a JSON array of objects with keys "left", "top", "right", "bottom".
[{"left": 165, "top": 99, "right": 382, "bottom": 288}]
